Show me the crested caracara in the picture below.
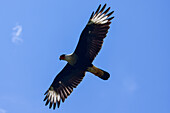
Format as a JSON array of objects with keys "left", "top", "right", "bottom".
[{"left": 44, "top": 4, "right": 114, "bottom": 109}]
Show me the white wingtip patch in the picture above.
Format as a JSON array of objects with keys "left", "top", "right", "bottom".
[
  {"left": 57, "top": 94, "right": 60, "bottom": 102},
  {"left": 47, "top": 90, "right": 61, "bottom": 104},
  {"left": 91, "top": 14, "right": 109, "bottom": 24},
  {"left": 47, "top": 90, "right": 60, "bottom": 101}
]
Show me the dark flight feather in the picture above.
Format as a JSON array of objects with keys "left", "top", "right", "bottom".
[{"left": 74, "top": 4, "right": 114, "bottom": 63}]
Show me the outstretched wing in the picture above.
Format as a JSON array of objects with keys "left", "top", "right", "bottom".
[
  {"left": 74, "top": 4, "right": 114, "bottom": 63},
  {"left": 44, "top": 63, "right": 85, "bottom": 109}
]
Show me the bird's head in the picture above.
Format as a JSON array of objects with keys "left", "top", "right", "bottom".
[{"left": 59, "top": 54, "right": 66, "bottom": 60}]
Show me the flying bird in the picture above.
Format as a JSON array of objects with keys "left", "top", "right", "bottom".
[{"left": 44, "top": 4, "right": 114, "bottom": 109}]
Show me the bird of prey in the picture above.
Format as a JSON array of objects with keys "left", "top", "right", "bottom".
[{"left": 44, "top": 4, "right": 114, "bottom": 109}]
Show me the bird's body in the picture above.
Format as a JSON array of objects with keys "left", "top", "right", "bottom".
[{"left": 44, "top": 4, "right": 114, "bottom": 109}]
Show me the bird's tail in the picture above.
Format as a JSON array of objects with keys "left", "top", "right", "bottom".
[{"left": 87, "top": 65, "right": 110, "bottom": 80}]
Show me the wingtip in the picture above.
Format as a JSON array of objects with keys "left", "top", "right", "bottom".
[
  {"left": 57, "top": 100, "right": 61, "bottom": 108},
  {"left": 43, "top": 95, "right": 48, "bottom": 101},
  {"left": 44, "top": 89, "right": 62, "bottom": 109},
  {"left": 45, "top": 99, "right": 50, "bottom": 106},
  {"left": 44, "top": 90, "right": 48, "bottom": 95},
  {"left": 103, "top": 3, "right": 106, "bottom": 7},
  {"left": 49, "top": 101, "right": 53, "bottom": 109},
  {"left": 106, "top": 11, "right": 114, "bottom": 17},
  {"left": 107, "top": 16, "right": 115, "bottom": 21},
  {"left": 53, "top": 103, "right": 56, "bottom": 110},
  {"left": 95, "top": 4, "right": 101, "bottom": 14},
  {"left": 89, "top": 4, "right": 114, "bottom": 25},
  {"left": 99, "top": 4, "right": 107, "bottom": 13}
]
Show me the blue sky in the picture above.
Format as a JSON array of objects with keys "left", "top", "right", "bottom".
[{"left": 0, "top": 0, "right": 170, "bottom": 113}]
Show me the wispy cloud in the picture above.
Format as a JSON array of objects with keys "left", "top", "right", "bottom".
[
  {"left": 0, "top": 108, "right": 6, "bottom": 113},
  {"left": 12, "top": 24, "right": 23, "bottom": 44}
]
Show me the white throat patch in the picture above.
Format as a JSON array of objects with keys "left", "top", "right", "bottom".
[{"left": 65, "top": 53, "right": 78, "bottom": 65}]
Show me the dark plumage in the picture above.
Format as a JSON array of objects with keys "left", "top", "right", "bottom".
[{"left": 44, "top": 4, "right": 114, "bottom": 109}]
